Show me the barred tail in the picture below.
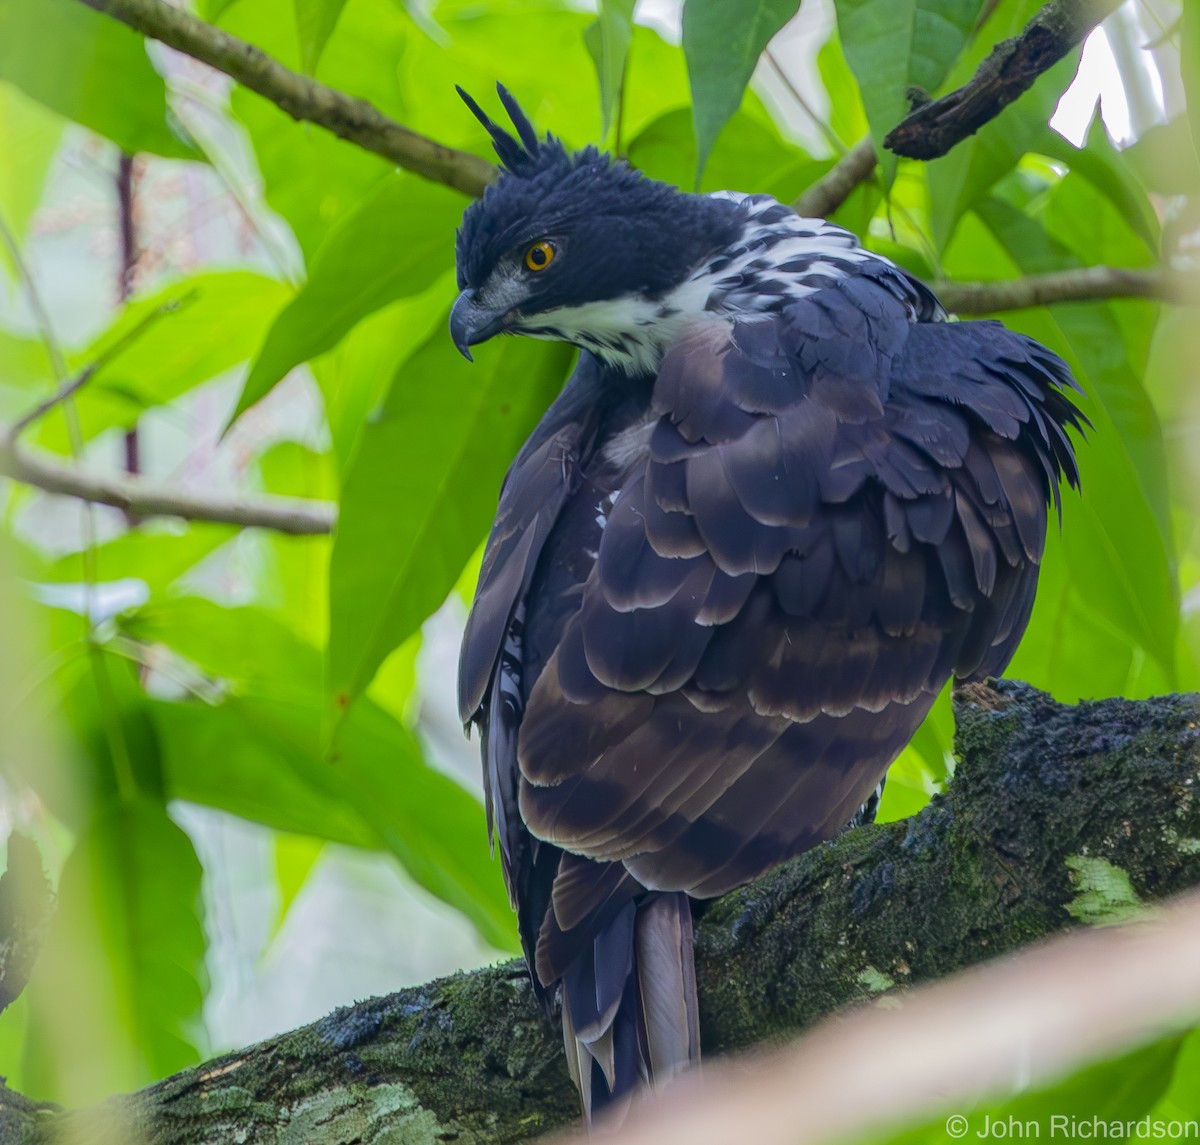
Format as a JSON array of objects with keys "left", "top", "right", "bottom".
[{"left": 559, "top": 892, "right": 700, "bottom": 1128}]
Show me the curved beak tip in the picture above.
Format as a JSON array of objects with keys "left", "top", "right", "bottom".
[{"left": 450, "top": 290, "right": 511, "bottom": 361}]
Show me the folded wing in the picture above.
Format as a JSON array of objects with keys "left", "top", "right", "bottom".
[{"left": 516, "top": 272, "right": 1084, "bottom": 901}]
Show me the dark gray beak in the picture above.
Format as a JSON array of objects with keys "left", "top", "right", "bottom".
[{"left": 450, "top": 290, "right": 514, "bottom": 361}]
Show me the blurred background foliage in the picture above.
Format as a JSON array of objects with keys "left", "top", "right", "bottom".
[{"left": 0, "top": 0, "right": 1197, "bottom": 1130}]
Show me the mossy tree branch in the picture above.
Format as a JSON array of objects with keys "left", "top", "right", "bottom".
[{"left": 3, "top": 683, "right": 1197, "bottom": 1144}]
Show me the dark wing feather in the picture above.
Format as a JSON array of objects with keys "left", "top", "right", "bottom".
[
  {"left": 515, "top": 274, "right": 1083, "bottom": 901},
  {"left": 459, "top": 355, "right": 610, "bottom": 726}
]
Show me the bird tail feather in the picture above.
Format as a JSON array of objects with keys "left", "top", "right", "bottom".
[{"left": 561, "top": 891, "right": 700, "bottom": 1129}]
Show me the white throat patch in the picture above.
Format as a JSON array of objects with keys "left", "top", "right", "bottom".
[{"left": 512, "top": 192, "right": 895, "bottom": 376}]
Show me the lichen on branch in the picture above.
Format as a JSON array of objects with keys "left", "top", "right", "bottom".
[{"left": 3, "top": 683, "right": 1196, "bottom": 1144}]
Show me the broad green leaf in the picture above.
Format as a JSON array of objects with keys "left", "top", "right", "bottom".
[
  {"left": 923, "top": 0, "right": 1063, "bottom": 250},
  {"left": 232, "top": 174, "right": 462, "bottom": 425},
  {"left": 272, "top": 832, "right": 325, "bottom": 933},
  {"left": 627, "top": 105, "right": 817, "bottom": 198},
  {"left": 126, "top": 598, "right": 518, "bottom": 950},
  {"left": 0, "top": 330, "right": 54, "bottom": 402},
  {"left": 310, "top": 271, "right": 457, "bottom": 473},
  {"left": 23, "top": 796, "right": 207, "bottom": 1103},
  {"left": 256, "top": 441, "right": 336, "bottom": 646},
  {"left": 1007, "top": 532, "right": 1141, "bottom": 701},
  {"left": 398, "top": 10, "right": 601, "bottom": 153},
  {"left": 223, "top": 0, "right": 407, "bottom": 257},
  {"left": 0, "top": 87, "right": 63, "bottom": 258},
  {"left": 328, "top": 325, "right": 573, "bottom": 713},
  {"left": 1181, "top": 4, "right": 1200, "bottom": 170},
  {"left": 816, "top": 30, "right": 870, "bottom": 149},
  {"left": 975, "top": 181, "right": 1170, "bottom": 546},
  {"left": 0, "top": 0, "right": 195, "bottom": 160},
  {"left": 949, "top": 202, "right": 1178, "bottom": 681},
  {"left": 880, "top": 1036, "right": 1184, "bottom": 1145},
  {"left": 1153, "top": 1026, "right": 1200, "bottom": 1118},
  {"left": 877, "top": 683, "right": 952, "bottom": 822},
  {"left": 44, "top": 523, "right": 235, "bottom": 593},
  {"left": 834, "top": 0, "right": 982, "bottom": 184},
  {"left": 198, "top": 0, "right": 242, "bottom": 19},
  {"left": 1034, "top": 121, "right": 1159, "bottom": 253},
  {"left": 682, "top": 0, "right": 802, "bottom": 180},
  {"left": 28, "top": 272, "right": 289, "bottom": 451},
  {"left": 294, "top": 0, "right": 349, "bottom": 74},
  {"left": 152, "top": 699, "right": 380, "bottom": 848},
  {"left": 585, "top": 0, "right": 637, "bottom": 140},
  {"left": 1123, "top": 117, "right": 1200, "bottom": 196}
]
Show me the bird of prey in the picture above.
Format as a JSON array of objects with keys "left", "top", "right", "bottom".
[{"left": 452, "top": 84, "right": 1084, "bottom": 1123}]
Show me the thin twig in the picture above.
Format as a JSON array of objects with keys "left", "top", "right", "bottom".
[
  {"left": 74, "top": 0, "right": 496, "bottom": 198},
  {"left": 791, "top": 136, "right": 877, "bottom": 218},
  {"left": 5, "top": 296, "right": 194, "bottom": 442},
  {"left": 764, "top": 49, "right": 846, "bottom": 156},
  {"left": 934, "top": 265, "right": 1200, "bottom": 313},
  {"left": 0, "top": 440, "right": 335, "bottom": 534},
  {"left": 7, "top": 366, "right": 101, "bottom": 441}
]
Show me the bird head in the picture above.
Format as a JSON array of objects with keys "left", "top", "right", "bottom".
[{"left": 450, "top": 84, "right": 742, "bottom": 373}]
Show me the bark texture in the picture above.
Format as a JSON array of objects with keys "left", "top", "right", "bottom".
[
  {"left": 883, "top": 0, "right": 1124, "bottom": 160},
  {"left": 3, "top": 681, "right": 1198, "bottom": 1144}
]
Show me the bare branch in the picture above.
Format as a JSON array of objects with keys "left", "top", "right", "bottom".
[
  {"left": 885, "top": 0, "right": 1124, "bottom": 160},
  {"left": 935, "top": 265, "right": 1200, "bottom": 313},
  {"left": 0, "top": 440, "right": 335, "bottom": 535},
  {"left": 74, "top": 0, "right": 497, "bottom": 198},
  {"left": 791, "top": 137, "right": 877, "bottom": 219}
]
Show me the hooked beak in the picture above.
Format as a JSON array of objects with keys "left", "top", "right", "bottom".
[{"left": 450, "top": 290, "right": 516, "bottom": 361}]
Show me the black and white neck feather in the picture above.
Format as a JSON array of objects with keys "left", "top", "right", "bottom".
[
  {"left": 450, "top": 85, "right": 944, "bottom": 378},
  {"left": 518, "top": 193, "right": 944, "bottom": 376}
]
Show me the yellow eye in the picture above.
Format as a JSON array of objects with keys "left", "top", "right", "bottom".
[{"left": 524, "top": 240, "right": 556, "bottom": 272}]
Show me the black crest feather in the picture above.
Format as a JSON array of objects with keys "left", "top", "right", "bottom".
[{"left": 457, "top": 82, "right": 549, "bottom": 175}]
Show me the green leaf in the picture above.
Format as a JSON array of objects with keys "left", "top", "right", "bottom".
[
  {"left": 21, "top": 272, "right": 289, "bottom": 452},
  {"left": 23, "top": 796, "right": 207, "bottom": 1103},
  {"left": 125, "top": 598, "right": 518, "bottom": 951},
  {"left": 1122, "top": 117, "right": 1200, "bottom": 197},
  {"left": 1154, "top": 1026, "right": 1200, "bottom": 1118},
  {"left": 682, "top": 0, "right": 802, "bottom": 181},
  {"left": 310, "top": 271, "right": 456, "bottom": 474},
  {"left": 880, "top": 1036, "right": 1183, "bottom": 1145},
  {"left": 232, "top": 173, "right": 462, "bottom": 426},
  {"left": 834, "top": 0, "right": 982, "bottom": 184},
  {"left": 44, "top": 523, "right": 235, "bottom": 593},
  {"left": 626, "top": 105, "right": 815, "bottom": 197},
  {"left": 877, "top": 683, "right": 952, "bottom": 822},
  {"left": 816, "top": 30, "right": 870, "bottom": 148},
  {"left": 152, "top": 698, "right": 380, "bottom": 848},
  {"left": 585, "top": 0, "right": 636, "bottom": 140},
  {"left": 1181, "top": 4, "right": 1200, "bottom": 171},
  {"left": 272, "top": 832, "right": 325, "bottom": 934},
  {"left": 294, "top": 0, "right": 350, "bottom": 73},
  {"left": 0, "top": 87, "right": 63, "bottom": 258},
  {"left": 0, "top": 329, "right": 54, "bottom": 402},
  {"left": 951, "top": 201, "right": 1178, "bottom": 681},
  {"left": 222, "top": 0, "right": 406, "bottom": 257},
  {"left": 328, "top": 326, "right": 573, "bottom": 715},
  {"left": 923, "top": 0, "right": 1062, "bottom": 250},
  {"left": 0, "top": 0, "right": 196, "bottom": 160},
  {"left": 198, "top": 0, "right": 242, "bottom": 19},
  {"left": 1034, "top": 121, "right": 1159, "bottom": 253}
]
